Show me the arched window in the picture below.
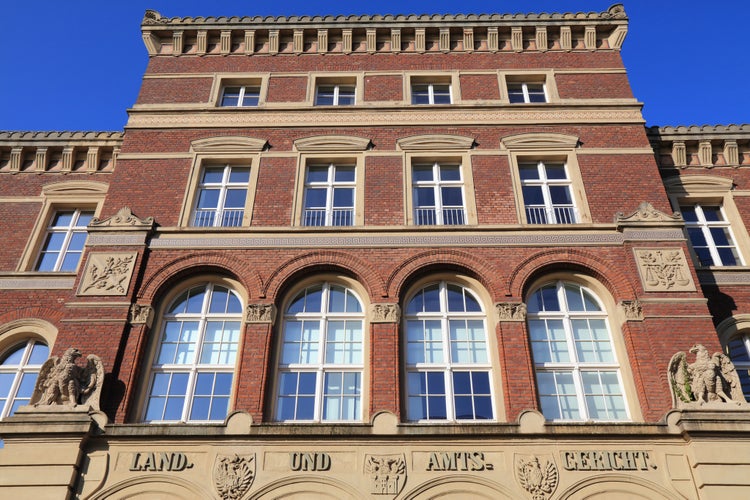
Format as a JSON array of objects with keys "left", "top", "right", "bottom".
[
  {"left": 726, "top": 333, "right": 750, "bottom": 400},
  {"left": 276, "top": 282, "right": 364, "bottom": 422},
  {"left": 0, "top": 340, "right": 49, "bottom": 418},
  {"left": 527, "top": 281, "right": 628, "bottom": 421},
  {"left": 144, "top": 283, "right": 243, "bottom": 422},
  {"left": 404, "top": 281, "right": 494, "bottom": 421}
]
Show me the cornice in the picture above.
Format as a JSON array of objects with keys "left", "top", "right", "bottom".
[
  {"left": 0, "top": 131, "right": 123, "bottom": 147},
  {"left": 141, "top": 5, "right": 627, "bottom": 56},
  {"left": 143, "top": 5, "right": 626, "bottom": 27},
  {"left": 647, "top": 124, "right": 750, "bottom": 141},
  {"left": 647, "top": 124, "right": 750, "bottom": 169}
]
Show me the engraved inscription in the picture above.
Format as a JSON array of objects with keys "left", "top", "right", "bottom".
[
  {"left": 129, "top": 452, "right": 193, "bottom": 472},
  {"left": 426, "top": 451, "right": 493, "bottom": 471},
  {"left": 561, "top": 450, "right": 656, "bottom": 471},
  {"left": 290, "top": 452, "right": 331, "bottom": 471}
]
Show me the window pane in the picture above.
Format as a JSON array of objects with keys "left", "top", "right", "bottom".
[
  {"left": 224, "top": 189, "right": 247, "bottom": 209},
  {"left": 304, "top": 188, "right": 327, "bottom": 208},
  {"left": 228, "top": 167, "right": 250, "bottom": 184},
  {"left": 414, "top": 187, "right": 435, "bottom": 207},
  {"left": 522, "top": 186, "right": 545, "bottom": 205},
  {"left": 439, "top": 165, "right": 461, "bottom": 181},
  {"left": 441, "top": 187, "right": 463, "bottom": 206},
  {"left": 332, "top": 187, "right": 354, "bottom": 207},
  {"left": 544, "top": 164, "right": 567, "bottom": 180},
  {"left": 334, "top": 166, "right": 355, "bottom": 182},
  {"left": 412, "top": 165, "right": 434, "bottom": 182},
  {"left": 28, "top": 343, "right": 49, "bottom": 364},
  {"left": 549, "top": 186, "right": 572, "bottom": 204},
  {"left": 306, "top": 166, "right": 329, "bottom": 183}
]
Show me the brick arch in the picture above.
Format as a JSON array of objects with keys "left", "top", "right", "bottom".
[
  {"left": 386, "top": 249, "right": 501, "bottom": 300},
  {"left": 507, "top": 248, "right": 637, "bottom": 300},
  {"left": 137, "top": 251, "right": 261, "bottom": 303},
  {"left": 262, "top": 250, "right": 386, "bottom": 301},
  {"left": 0, "top": 306, "right": 64, "bottom": 332}
]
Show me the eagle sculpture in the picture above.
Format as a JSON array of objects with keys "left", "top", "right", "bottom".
[
  {"left": 29, "top": 347, "right": 104, "bottom": 411},
  {"left": 668, "top": 344, "right": 747, "bottom": 408}
]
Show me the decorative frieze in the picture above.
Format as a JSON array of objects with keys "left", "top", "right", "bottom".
[
  {"left": 78, "top": 252, "right": 138, "bottom": 296},
  {"left": 496, "top": 302, "right": 527, "bottom": 321},
  {"left": 634, "top": 248, "right": 696, "bottom": 292},
  {"left": 370, "top": 304, "right": 401, "bottom": 323},
  {"left": 246, "top": 303, "right": 276, "bottom": 324},
  {"left": 648, "top": 125, "right": 750, "bottom": 169}
]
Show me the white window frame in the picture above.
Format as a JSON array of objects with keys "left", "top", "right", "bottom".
[
  {"left": 314, "top": 84, "right": 356, "bottom": 106},
  {"left": 519, "top": 160, "right": 578, "bottom": 224},
  {"left": 219, "top": 85, "right": 261, "bottom": 107},
  {"left": 143, "top": 282, "right": 242, "bottom": 423},
  {"left": 411, "top": 162, "right": 467, "bottom": 226},
  {"left": 681, "top": 203, "right": 743, "bottom": 267},
  {"left": 527, "top": 281, "right": 630, "bottom": 422},
  {"left": 34, "top": 208, "right": 94, "bottom": 272},
  {"left": 411, "top": 82, "right": 452, "bottom": 105},
  {"left": 727, "top": 333, "right": 750, "bottom": 401},
  {"left": 275, "top": 282, "right": 365, "bottom": 422},
  {"left": 191, "top": 164, "right": 251, "bottom": 227},
  {"left": 404, "top": 281, "right": 495, "bottom": 422},
  {"left": 507, "top": 82, "right": 548, "bottom": 103},
  {"left": 302, "top": 163, "right": 356, "bottom": 227},
  {"left": 0, "top": 339, "right": 48, "bottom": 419}
]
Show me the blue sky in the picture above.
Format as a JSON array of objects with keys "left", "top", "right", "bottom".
[{"left": 0, "top": 1, "right": 746, "bottom": 131}]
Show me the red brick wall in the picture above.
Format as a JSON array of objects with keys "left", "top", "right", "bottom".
[
  {"left": 364, "top": 75, "right": 402, "bottom": 101},
  {"left": 267, "top": 76, "right": 308, "bottom": 102},
  {"left": 136, "top": 77, "right": 213, "bottom": 104},
  {"left": 459, "top": 74, "right": 501, "bottom": 101},
  {"left": 556, "top": 73, "right": 633, "bottom": 99}
]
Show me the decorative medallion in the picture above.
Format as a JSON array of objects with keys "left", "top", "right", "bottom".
[
  {"left": 496, "top": 302, "right": 527, "bottom": 321},
  {"left": 668, "top": 344, "right": 748, "bottom": 409},
  {"left": 515, "top": 454, "right": 559, "bottom": 500},
  {"left": 634, "top": 248, "right": 695, "bottom": 292},
  {"left": 78, "top": 252, "right": 138, "bottom": 296},
  {"left": 246, "top": 303, "right": 276, "bottom": 324},
  {"left": 370, "top": 304, "right": 401, "bottom": 323},
  {"left": 213, "top": 454, "right": 255, "bottom": 500},
  {"left": 364, "top": 454, "right": 406, "bottom": 495}
]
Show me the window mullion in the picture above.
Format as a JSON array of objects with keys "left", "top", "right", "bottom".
[{"left": 522, "top": 83, "right": 530, "bottom": 103}]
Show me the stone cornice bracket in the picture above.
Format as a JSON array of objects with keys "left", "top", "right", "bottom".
[
  {"left": 619, "top": 299, "right": 643, "bottom": 321},
  {"left": 90, "top": 207, "right": 155, "bottom": 231},
  {"left": 615, "top": 202, "right": 683, "bottom": 230},
  {"left": 496, "top": 302, "right": 527, "bottom": 322},
  {"left": 646, "top": 124, "right": 750, "bottom": 169},
  {"left": 370, "top": 304, "right": 401, "bottom": 323},
  {"left": 246, "top": 303, "right": 277, "bottom": 324},
  {"left": 129, "top": 303, "right": 154, "bottom": 327}
]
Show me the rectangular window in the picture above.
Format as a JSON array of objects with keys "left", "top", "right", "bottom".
[
  {"left": 681, "top": 204, "right": 742, "bottom": 266},
  {"left": 315, "top": 84, "right": 355, "bottom": 106},
  {"left": 519, "top": 161, "right": 577, "bottom": 224},
  {"left": 508, "top": 82, "right": 547, "bottom": 103},
  {"left": 191, "top": 165, "right": 250, "bottom": 227},
  {"left": 220, "top": 86, "right": 260, "bottom": 107},
  {"left": 411, "top": 83, "right": 452, "bottom": 105},
  {"left": 412, "top": 163, "right": 466, "bottom": 225},
  {"left": 303, "top": 164, "right": 355, "bottom": 227},
  {"left": 35, "top": 209, "right": 94, "bottom": 272}
]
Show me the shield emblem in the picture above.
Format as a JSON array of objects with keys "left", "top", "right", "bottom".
[{"left": 213, "top": 454, "right": 255, "bottom": 500}]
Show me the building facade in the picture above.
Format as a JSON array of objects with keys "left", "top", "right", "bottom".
[{"left": 1, "top": 4, "right": 750, "bottom": 499}]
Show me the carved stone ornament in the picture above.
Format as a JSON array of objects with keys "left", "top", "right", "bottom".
[
  {"left": 129, "top": 303, "right": 154, "bottom": 327},
  {"left": 515, "top": 454, "right": 559, "bottom": 500},
  {"left": 615, "top": 201, "right": 682, "bottom": 227},
  {"left": 496, "top": 302, "right": 527, "bottom": 321},
  {"left": 246, "top": 303, "right": 276, "bottom": 324},
  {"left": 619, "top": 300, "right": 643, "bottom": 321},
  {"left": 90, "top": 206, "right": 154, "bottom": 228},
  {"left": 370, "top": 304, "right": 401, "bottom": 323},
  {"left": 668, "top": 344, "right": 749, "bottom": 409},
  {"left": 213, "top": 454, "right": 255, "bottom": 500},
  {"left": 634, "top": 248, "right": 696, "bottom": 292},
  {"left": 364, "top": 454, "right": 406, "bottom": 496},
  {"left": 78, "top": 252, "right": 138, "bottom": 296},
  {"left": 29, "top": 347, "right": 105, "bottom": 411}
]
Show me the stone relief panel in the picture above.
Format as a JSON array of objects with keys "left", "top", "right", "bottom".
[
  {"left": 90, "top": 206, "right": 154, "bottom": 228},
  {"left": 364, "top": 454, "right": 406, "bottom": 495},
  {"left": 668, "top": 344, "right": 749, "bottom": 409},
  {"left": 370, "top": 304, "right": 401, "bottom": 323},
  {"left": 515, "top": 454, "right": 559, "bottom": 500},
  {"left": 496, "top": 302, "right": 527, "bottom": 321},
  {"left": 633, "top": 248, "right": 696, "bottom": 292},
  {"left": 213, "top": 454, "right": 255, "bottom": 500},
  {"left": 246, "top": 303, "right": 276, "bottom": 324},
  {"left": 78, "top": 252, "right": 138, "bottom": 296}
]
